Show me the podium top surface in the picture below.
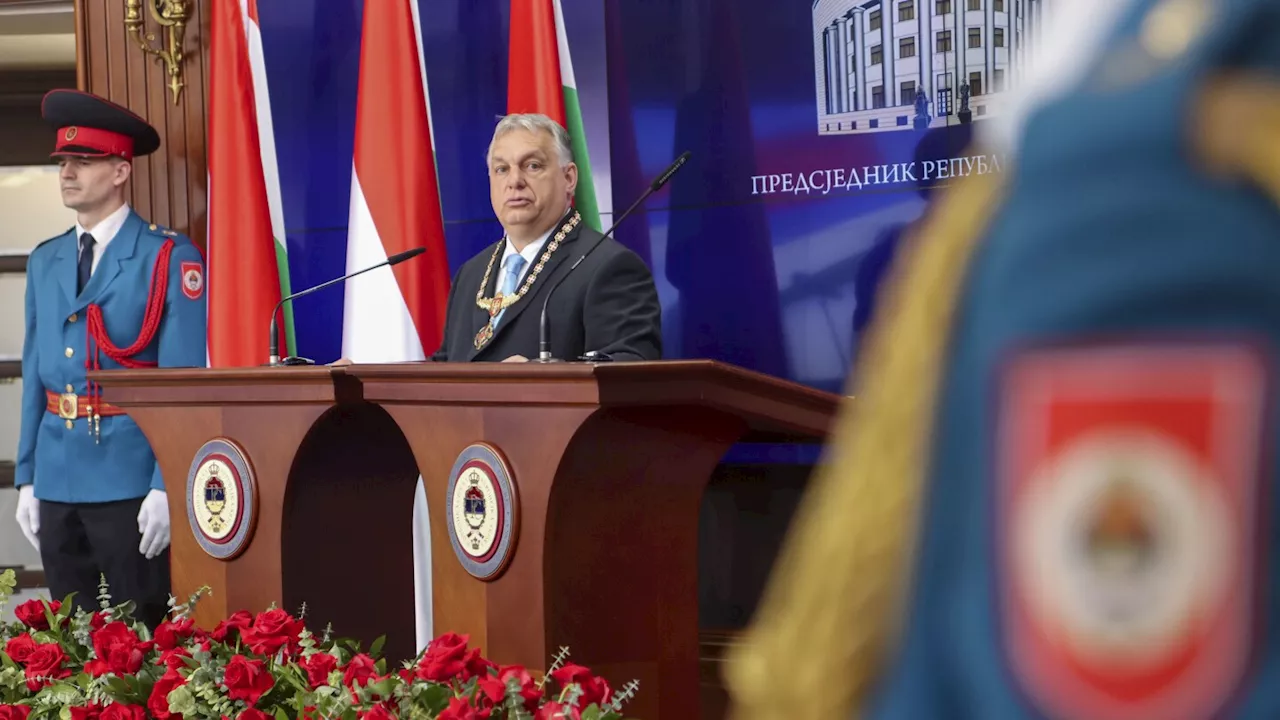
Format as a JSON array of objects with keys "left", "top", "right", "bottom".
[{"left": 90, "top": 360, "right": 843, "bottom": 441}]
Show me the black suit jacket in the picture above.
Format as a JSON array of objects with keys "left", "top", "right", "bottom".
[{"left": 430, "top": 220, "right": 662, "bottom": 362}]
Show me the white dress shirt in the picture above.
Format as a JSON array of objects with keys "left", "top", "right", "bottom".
[
  {"left": 74, "top": 201, "right": 131, "bottom": 275},
  {"left": 499, "top": 222, "right": 557, "bottom": 289}
]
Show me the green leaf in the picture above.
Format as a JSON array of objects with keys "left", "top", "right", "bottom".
[
  {"left": 115, "top": 600, "right": 137, "bottom": 620},
  {"left": 40, "top": 680, "right": 82, "bottom": 705},
  {"left": 368, "top": 635, "right": 386, "bottom": 658},
  {"left": 103, "top": 675, "right": 132, "bottom": 700},
  {"left": 0, "top": 652, "right": 16, "bottom": 671},
  {"left": 282, "top": 668, "right": 309, "bottom": 694},
  {"left": 367, "top": 677, "right": 397, "bottom": 699},
  {"left": 275, "top": 710, "right": 290, "bottom": 720},
  {"left": 420, "top": 683, "right": 451, "bottom": 712},
  {"left": 167, "top": 685, "right": 196, "bottom": 716}
]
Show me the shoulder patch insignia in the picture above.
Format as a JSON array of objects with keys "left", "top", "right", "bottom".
[
  {"left": 997, "top": 342, "right": 1268, "bottom": 720},
  {"left": 181, "top": 261, "right": 204, "bottom": 300}
]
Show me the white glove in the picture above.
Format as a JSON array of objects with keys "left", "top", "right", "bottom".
[
  {"left": 15, "top": 485, "right": 39, "bottom": 552},
  {"left": 137, "top": 489, "right": 170, "bottom": 559}
]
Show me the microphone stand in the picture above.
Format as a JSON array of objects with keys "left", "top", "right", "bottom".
[
  {"left": 532, "top": 151, "right": 691, "bottom": 363},
  {"left": 267, "top": 247, "right": 427, "bottom": 366}
]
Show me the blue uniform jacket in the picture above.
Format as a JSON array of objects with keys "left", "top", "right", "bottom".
[
  {"left": 15, "top": 209, "right": 207, "bottom": 504},
  {"left": 868, "top": 0, "right": 1280, "bottom": 718}
]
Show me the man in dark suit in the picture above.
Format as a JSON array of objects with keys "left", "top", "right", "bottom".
[{"left": 430, "top": 114, "right": 661, "bottom": 363}]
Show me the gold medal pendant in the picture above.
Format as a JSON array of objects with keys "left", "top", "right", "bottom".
[{"left": 474, "top": 322, "right": 494, "bottom": 349}]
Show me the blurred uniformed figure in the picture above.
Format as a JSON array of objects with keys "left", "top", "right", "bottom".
[
  {"left": 13, "top": 90, "right": 207, "bottom": 627},
  {"left": 726, "top": 0, "right": 1280, "bottom": 718}
]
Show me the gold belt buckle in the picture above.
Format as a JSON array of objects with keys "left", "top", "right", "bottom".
[{"left": 57, "top": 392, "right": 77, "bottom": 420}]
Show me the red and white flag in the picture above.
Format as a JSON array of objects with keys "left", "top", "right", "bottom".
[
  {"left": 343, "top": 0, "right": 451, "bottom": 653},
  {"left": 341, "top": 0, "right": 450, "bottom": 363}
]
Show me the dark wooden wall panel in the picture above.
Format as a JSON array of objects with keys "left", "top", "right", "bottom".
[{"left": 75, "top": 0, "right": 209, "bottom": 251}]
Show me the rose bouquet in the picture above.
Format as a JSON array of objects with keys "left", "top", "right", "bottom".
[{"left": 0, "top": 570, "right": 638, "bottom": 719}]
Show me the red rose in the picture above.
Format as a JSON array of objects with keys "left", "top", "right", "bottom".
[
  {"left": 68, "top": 705, "right": 102, "bottom": 720},
  {"left": 13, "top": 599, "right": 59, "bottom": 631},
  {"left": 0, "top": 706, "right": 31, "bottom": 720},
  {"left": 24, "top": 643, "right": 70, "bottom": 691},
  {"left": 85, "top": 622, "right": 148, "bottom": 678},
  {"left": 358, "top": 705, "right": 397, "bottom": 720},
  {"left": 548, "top": 663, "right": 611, "bottom": 708},
  {"left": 436, "top": 698, "right": 490, "bottom": 720},
  {"left": 342, "top": 653, "right": 378, "bottom": 690},
  {"left": 154, "top": 618, "right": 196, "bottom": 651},
  {"left": 240, "top": 609, "right": 303, "bottom": 657},
  {"left": 223, "top": 655, "right": 274, "bottom": 706},
  {"left": 98, "top": 704, "right": 146, "bottom": 720},
  {"left": 477, "top": 675, "right": 506, "bottom": 706},
  {"left": 427, "top": 633, "right": 469, "bottom": 657},
  {"left": 211, "top": 610, "right": 253, "bottom": 644},
  {"left": 148, "top": 669, "right": 187, "bottom": 720},
  {"left": 534, "top": 703, "right": 581, "bottom": 720},
  {"left": 4, "top": 634, "right": 37, "bottom": 664},
  {"left": 461, "top": 648, "right": 495, "bottom": 682},
  {"left": 236, "top": 710, "right": 272, "bottom": 720},
  {"left": 89, "top": 612, "right": 108, "bottom": 632},
  {"left": 493, "top": 665, "right": 542, "bottom": 711},
  {"left": 301, "top": 653, "right": 338, "bottom": 689},
  {"left": 416, "top": 633, "right": 470, "bottom": 683},
  {"left": 157, "top": 647, "right": 192, "bottom": 671}
]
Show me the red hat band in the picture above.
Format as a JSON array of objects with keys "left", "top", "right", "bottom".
[{"left": 54, "top": 125, "right": 134, "bottom": 160}]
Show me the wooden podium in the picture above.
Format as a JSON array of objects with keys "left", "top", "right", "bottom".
[{"left": 91, "top": 361, "right": 838, "bottom": 719}]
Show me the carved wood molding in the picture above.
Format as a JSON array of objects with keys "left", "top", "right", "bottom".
[{"left": 73, "top": 0, "right": 208, "bottom": 250}]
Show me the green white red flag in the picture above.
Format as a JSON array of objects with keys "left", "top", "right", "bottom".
[
  {"left": 207, "top": 0, "right": 294, "bottom": 366},
  {"left": 508, "top": 0, "right": 601, "bottom": 230}
]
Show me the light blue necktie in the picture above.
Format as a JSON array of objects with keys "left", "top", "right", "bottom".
[{"left": 492, "top": 253, "right": 527, "bottom": 329}]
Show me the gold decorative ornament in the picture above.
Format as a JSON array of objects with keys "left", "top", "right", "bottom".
[
  {"left": 123, "top": 0, "right": 190, "bottom": 105},
  {"left": 473, "top": 211, "right": 581, "bottom": 349}
]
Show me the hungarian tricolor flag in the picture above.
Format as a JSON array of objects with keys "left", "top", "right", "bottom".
[
  {"left": 341, "top": 0, "right": 450, "bottom": 364},
  {"left": 207, "top": 0, "right": 294, "bottom": 366},
  {"left": 343, "top": 0, "right": 451, "bottom": 653},
  {"left": 508, "top": 0, "right": 600, "bottom": 230}
]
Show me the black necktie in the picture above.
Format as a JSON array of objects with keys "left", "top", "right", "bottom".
[{"left": 77, "top": 233, "right": 96, "bottom": 295}]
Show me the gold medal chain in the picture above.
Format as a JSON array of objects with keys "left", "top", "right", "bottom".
[{"left": 475, "top": 212, "right": 581, "bottom": 313}]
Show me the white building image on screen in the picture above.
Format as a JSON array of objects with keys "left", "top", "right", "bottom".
[{"left": 813, "top": 0, "right": 1049, "bottom": 135}]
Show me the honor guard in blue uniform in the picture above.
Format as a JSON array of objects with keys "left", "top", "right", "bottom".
[
  {"left": 726, "top": 0, "right": 1280, "bottom": 718},
  {"left": 13, "top": 90, "right": 207, "bottom": 628}
]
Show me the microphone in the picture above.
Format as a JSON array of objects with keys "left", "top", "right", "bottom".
[
  {"left": 533, "top": 151, "right": 691, "bottom": 363},
  {"left": 267, "top": 246, "right": 426, "bottom": 366}
]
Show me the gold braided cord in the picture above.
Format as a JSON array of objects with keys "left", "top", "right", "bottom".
[
  {"left": 1191, "top": 73, "right": 1280, "bottom": 209},
  {"left": 724, "top": 167, "right": 1006, "bottom": 720}
]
